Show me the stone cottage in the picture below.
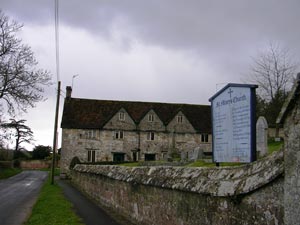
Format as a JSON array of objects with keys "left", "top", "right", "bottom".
[{"left": 60, "top": 87, "right": 212, "bottom": 173}]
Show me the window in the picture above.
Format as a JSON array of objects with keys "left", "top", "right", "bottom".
[
  {"left": 119, "top": 112, "right": 125, "bottom": 121},
  {"left": 114, "top": 130, "right": 124, "bottom": 139},
  {"left": 87, "top": 150, "right": 96, "bottom": 162},
  {"left": 148, "top": 114, "right": 154, "bottom": 122},
  {"left": 83, "top": 130, "right": 96, "bottom": 139},
  {"left": 201, "top": 134, "right": 209, "bottom": 142},
  {"left": 147, "top": 132, "right": 155, "bottom": 141},
  {"left": 177, "top": 115, "right": 183, "bottom": 123}
]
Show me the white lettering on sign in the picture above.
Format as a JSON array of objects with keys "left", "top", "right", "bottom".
[{"left": 212, "top": 86, "right": 252, "bottom": 162}]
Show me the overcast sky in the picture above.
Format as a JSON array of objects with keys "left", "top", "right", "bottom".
[{"left": 1, "top": 0, "right": 300, "bottom": 150}]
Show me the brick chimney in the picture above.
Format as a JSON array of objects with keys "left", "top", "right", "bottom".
[{"left": 66, "top": 86, "right": 72, "bottom": 99}]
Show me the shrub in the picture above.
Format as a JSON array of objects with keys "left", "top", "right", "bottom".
[{"left": 69, "top": 157, "right": 81, "bottom": 169}]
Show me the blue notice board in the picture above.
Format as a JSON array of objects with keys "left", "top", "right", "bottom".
[{"left": 209, "top": 83, "right": 258, "bottom": 163}]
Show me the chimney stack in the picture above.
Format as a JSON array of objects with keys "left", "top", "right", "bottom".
[{"left": 66, "top": 86, "right": 72, "bottom": 99}]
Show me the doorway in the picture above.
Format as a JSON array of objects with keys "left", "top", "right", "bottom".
[
  {"left": 113, "top": 153, "right": 125, "bottom": 162},
  {"left": 144, "top": 154, "right": 156, "bottom": 161}
]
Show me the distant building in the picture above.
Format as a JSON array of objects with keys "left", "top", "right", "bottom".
[{"left": 60, "top": 87, "right": 212, "bottom": 174}]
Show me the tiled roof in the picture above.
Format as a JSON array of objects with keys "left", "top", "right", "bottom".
[{"left": 61, "top": 98, "right": 211, "bottom": 133}]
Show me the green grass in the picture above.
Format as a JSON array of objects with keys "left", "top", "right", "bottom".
[
  {"left": 0, "top": 168, "right": 22, "bottom": 179},
  {"left": 38, "top": 167, "right": 61, "bottom": 176},
  {"left": 268, "top": 140, "right": 283, "bottom": 154},
  {"left": 186, "top": 160, "right": 243, "bottom": 167},
  {"left": 113, "top": 140, "right": 284, "bottom": 169},
  {"left": 25, "top": 178, "right": 83, "bottom": 225}
]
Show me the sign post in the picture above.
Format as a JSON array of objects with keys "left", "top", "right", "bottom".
[{"left": 209, "top": 83, "right": 257, "bottom": 163}]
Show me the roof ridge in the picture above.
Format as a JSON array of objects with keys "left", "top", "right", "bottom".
[{"left": 69, "top": 97, "right": 209, "bottom": 107}]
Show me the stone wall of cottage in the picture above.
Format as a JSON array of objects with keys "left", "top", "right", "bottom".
[
  {"left": 71, "top": 150, "right": 284, "bottom": 225},
  {"left": 61, "top": 127, "right": 211, "bottom": 174},
  {"left": 61, "top": 109, "right": 212, "bottom": 174}
]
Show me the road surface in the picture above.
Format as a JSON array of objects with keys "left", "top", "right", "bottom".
[
  {"left": 0, "top": 170, "right": 48, "bottom": 225},
  {"left": 58, "top": 179, "right": 131, "bottom": 225}
]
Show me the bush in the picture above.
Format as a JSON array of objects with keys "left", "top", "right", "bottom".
[
  {"left": 69, "top": 157, "right": 81, "bottom": 169},
  {"left": 13, "top": 159, "right": 20, "bottom": 168},
  {"left": 32, "top": 145, "right": 51, "bottom": 160},
  {"left": 14, "top": 151, "right": 31, "bottom": 160}
]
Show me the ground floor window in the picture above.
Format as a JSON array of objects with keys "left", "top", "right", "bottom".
[
  {"left": 145, "top": 153, "right": 156, "bottom": 161},
  {"left": 113, "top": 153, "right": 125, "bottom": 162},
  {"left": 87, "top": 150, "right": 96, "bottom": 162},
  {"left": 201, "top": 133, "right": 209, "bottom": 142}
]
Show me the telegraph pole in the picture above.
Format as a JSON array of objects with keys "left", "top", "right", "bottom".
[
  {"left": 51, "top": 0, "right": 60, "bottom": 184},
  {"left": 51, "top": 81, "right": 61, "bottom": 184}
]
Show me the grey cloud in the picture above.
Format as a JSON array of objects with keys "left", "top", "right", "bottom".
[
  {"left": 3, "top": 1, "right": 300, "bottom": 50},
  {"left": 2, "top": 0, "right": 300, "bottom": 77}
]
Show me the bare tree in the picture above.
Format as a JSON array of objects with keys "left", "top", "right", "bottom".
[
  {"left": 250, "top": 43, "right": 298, "bottom": 102},
  {"left": 249, "top": 43, "right": 298, "bottom": 125},
  {"left": 1, "top": 119, "right": 34, "bottom": 151},
  {"left": 0, "top": 10, "right": 51, "bottom": 115}
]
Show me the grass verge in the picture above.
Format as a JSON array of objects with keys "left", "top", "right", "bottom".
[
  {"left": 186, "top": 161, "right": 243, "bottom": 167},
  {"left": 268, "top": 140, "right": 283, "bottom": 154},
  {"left": 25, "top": 177, "right": 83, "bottom": 225},
  {"left": 0, "top": 168, "right": 22, "bottom": 179}
]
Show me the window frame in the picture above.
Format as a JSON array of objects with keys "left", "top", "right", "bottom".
[
  {"left": 201, "top": 133, "right": 209, "bottom": 143},
  {"left": 114, "top": 130, "right": 124, "bottom": 139},
  {"left": 147, "top": 132, "right": 155, "bottom": 141},
  {"left": 148, "top": 114, "right": 154, "bottom": 122},
  {"left": 87, "top": 150, "right": 96, "bottom": 162},
  {"left": 119, "top": 112, "right": 125, "bottom": 121},
  {"left": 83, "top": 130, "right": 96, "bottom": 139},
  {"left": 177, "top": 115, "right": 183, "bottom": 123}
]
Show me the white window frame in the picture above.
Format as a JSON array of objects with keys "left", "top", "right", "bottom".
[
  {"left": 119, "top": 112, "right": 125, "bottom": 121},
  {"left": 148, "top": 114, "right": 154, "bottom": 122},
  {"left": 86, "top": 130, "right": 96, "bottom": 139},
  {"left": 177, "top": 115, "right": 183, "bottom": 123},
  {"left": 201, "top": 133, "right": 209, "bottom": 143},
  {"left": 115, "top": 130, "right": 124, "bottom": 139},
  {"left": 147, "top": 132, "right": 155, "bottom": 141},
  {"left": 87, "top": 150, "right": 96, "bottom": 162}
]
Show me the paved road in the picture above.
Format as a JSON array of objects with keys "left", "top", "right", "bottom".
[
  {"left": 57, "top": 179, "right": 132, "bottom": 225},
  {"left": 0, "top": 170, "right": 48, "bottom": 225}
]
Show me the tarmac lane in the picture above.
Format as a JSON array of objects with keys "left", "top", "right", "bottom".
[
  {"left": 57, "top": 179, "right": 131, "bottom": 225},
  {"left": 0, "top": 170, "right": 48, "bottom": 225}
]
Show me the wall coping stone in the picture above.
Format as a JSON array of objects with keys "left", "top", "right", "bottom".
[{"left": 73, "top": 150, "right": 283, "bottom": 197}]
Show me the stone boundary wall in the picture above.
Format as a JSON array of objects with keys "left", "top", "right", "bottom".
[
  {"left": 71, "top": 151, "right": 284, "bottom": 225},
  {"left": 20, "top": 160, "right": 51, "bottom": 169}
]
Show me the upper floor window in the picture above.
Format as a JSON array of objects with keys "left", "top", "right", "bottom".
[
  {"left": 114, "top": 130, "right": 124, "bottom": 139},
  {"left": 201, "top": 133, "right": 209, "bottom": 142},
  {"left": 119, "top": 112, "right": 125, "bottom": 121},
  {"left": 147, "top": 132, "right": 155, "bottom": 141},
  {"left": 81, "top": 130, "right": 96, "bottom": 139},
  {"left": 148, "top": 114, "right": 154, "bottom": 122},
  {"left": 87, "top": 150, "right": 96, "bottom": 163},
  {"left": 177, "top": 115, "right": 183, "bottom": 123}
]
